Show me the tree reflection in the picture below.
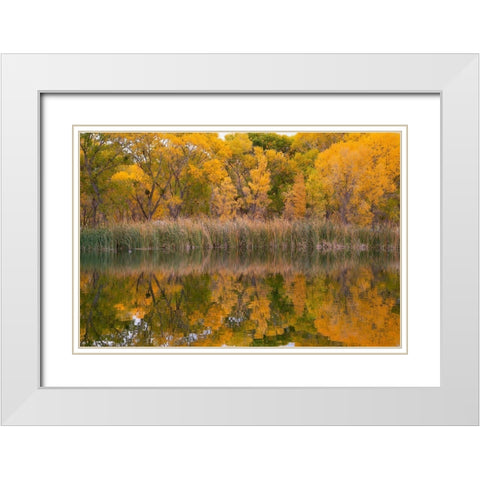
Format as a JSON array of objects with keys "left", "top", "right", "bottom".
[{"left": 80, "top": 251, "right": 400, "bottom": 347}]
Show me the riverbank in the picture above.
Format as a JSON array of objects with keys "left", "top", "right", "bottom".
[{"left": 80, "top": 218, "right": 400, "bottom": 253}]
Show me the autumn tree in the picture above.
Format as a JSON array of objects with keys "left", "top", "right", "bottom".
[
  {"left": 203, "top": 158, "right": 240, "bottom": 219},
  {"left": 111, "top": 164, "right": 166, "bottom": 221},
  {"left": 283, "top": 172, "right": 307, "bottom": 219},
  {"left": 223, "top": 133, "right": 254, "bottom": 206},
  {"left": 80, "top": 133, "right": 125, "bottom": 226},
  {"left": 113, "top": 133, "right": 170, "bottom": 221},
  {"left": 243, "top": 147, "right": 272, "bottom": 219},
  {"left": 264, "top": 149, "right": 296, "bottom": 215},
  {"left": 361, "top": 132, "right": 401, "bottom": 224},
  {"left": 309, "top": 134, "right": 399, "bottom": 226},
  {"left": 161, "top": 133, "right": 217, "bottom": 218},
  {"left": 80, "top": 131, "right": 400, "bottom": 227},
  {"left": 111, "top": 133, "right": 220, "bottom": 220},
  {"left": 290, "top": 132, "right": 346, "bottom": 154}
]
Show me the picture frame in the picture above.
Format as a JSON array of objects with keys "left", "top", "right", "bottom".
[{"left": 1, "top": 53, "right": 478, "bottom": 425}]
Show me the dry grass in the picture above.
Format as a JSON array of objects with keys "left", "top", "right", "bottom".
[{"left": 80, "top": 218, "right": 400, "bottom": 253}]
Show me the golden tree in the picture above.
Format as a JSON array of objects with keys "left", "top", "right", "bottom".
[
  {"left": 311, "top": 136, "right": 398, "bottom": 226},
  {"left": 243, "top": 147, "right": 272, "bottom": 219},
  {"left": 211, "top": 176, "right": 241, "bottom": 220},
  {"left": 283, "top": 172, "right": 307, "bottom": 219},
  {"left": 203, "top": 158, "right": 240, "bottom": 220}
]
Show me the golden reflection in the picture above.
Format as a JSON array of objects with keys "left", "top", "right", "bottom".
[{"left": 80, "top": 251, "right": 400, "bottom": 348}]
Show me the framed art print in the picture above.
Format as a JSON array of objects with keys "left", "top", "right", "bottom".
[{"left": 1, "top": 54, "right": 478, "bottom": 424}]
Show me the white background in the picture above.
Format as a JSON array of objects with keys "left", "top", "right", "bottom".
[{"left": 1, "top": 1, "right": 478, "bottom": 479}]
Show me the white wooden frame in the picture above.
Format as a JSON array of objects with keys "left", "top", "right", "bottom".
[{"left": 1, "top": 54, "right": 478, "bottom": 425}]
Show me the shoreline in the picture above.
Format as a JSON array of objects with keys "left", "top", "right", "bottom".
[{"left": 80, "top": 218, "right": 400, "bottom": 254}]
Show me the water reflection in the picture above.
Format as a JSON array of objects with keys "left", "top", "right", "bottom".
[{"left": 80, "top": 250, "right": 400, "bottom": 348}]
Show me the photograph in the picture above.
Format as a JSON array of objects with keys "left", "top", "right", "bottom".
[{"left": 79, "top": 130, "right": 402, "bottom": 348}]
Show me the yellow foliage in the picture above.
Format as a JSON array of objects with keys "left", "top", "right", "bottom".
[
  {"left": 283, "top": 173, "right": 307, "bottom": 219},
  {"left": 243, "top": 147, "right": 271, "bottom": 219},
  {"left": 204, "top": 304, "right": 225, "bottom": 330},
  {"left": 81, "top": 257, "right": 400, "bottom": 348},
  {"left": 311, "top": 133, "right": 399, "bottom": 226},
  {"left": 225, "top": 133, "right": 252, "bottom": 156},
  {"left": 82, "top": 131, "right": 400, "bottom": 227},
  {"left": 286, "top": 274, "right": 307, "bottom": 316},
  {"left": 211, "top": 176, "right": 240, "bottom": 220},
  {"left": 249, "top": 297, "right": 271, "bottom": 339},
  {"left": 310, "top": 268, "right": 400, "bottom": 346},
  {"left": 203, "top": 158, "right": 228, "bottom": 185}
]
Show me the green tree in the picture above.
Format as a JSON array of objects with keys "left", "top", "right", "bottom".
[{"left": 248, "top": 132, "right": 293, "bottom": 153}]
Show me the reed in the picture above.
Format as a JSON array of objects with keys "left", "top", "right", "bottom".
[{"left": 80, "top": 218, "right": 400, "bottom": 253}]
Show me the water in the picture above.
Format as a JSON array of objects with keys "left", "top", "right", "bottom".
[{"left": 80, "top": 250, "right": 400, "bottom": 348}]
